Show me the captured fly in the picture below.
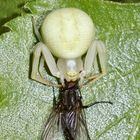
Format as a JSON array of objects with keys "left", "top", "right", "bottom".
[{"left": 41, "top": 80, "right": 112, "bottom": 140}]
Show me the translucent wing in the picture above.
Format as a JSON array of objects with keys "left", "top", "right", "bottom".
[
  {"left": 75, "top": 109, "right": 91, "bottom": 140},
  {"left": 42, "top": 110, "right": 64, "bottom": 140},
  {"left": 62, "top": 109, "right": 91, "bottom": 140},
  {"left": 42, "top": 108, "right": 91, "bottom": 140}
]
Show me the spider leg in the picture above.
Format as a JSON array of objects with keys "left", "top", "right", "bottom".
[
  {"left": 32, "top": 16, "right": 43, "bottom": 42},
  {"left": 31, "top": 42, "right": 61, "bottom": 87},
  {"left": 83, "top": 40, "right": 107, "bottom": 86}
]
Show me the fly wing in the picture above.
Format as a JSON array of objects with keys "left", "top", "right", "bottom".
[
  {"left": 41, "top": 111, "right": 64, "bottom": 140},
  {"left": 75, "top": 109, "right": 91, "bottom": 140},
  {"left": 41, "top": 108, "right": 91, "bottom": 140}
]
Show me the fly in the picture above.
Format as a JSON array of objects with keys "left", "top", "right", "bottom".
[{"left": 41, "top": 80, "right": 112, "bottom": 140}]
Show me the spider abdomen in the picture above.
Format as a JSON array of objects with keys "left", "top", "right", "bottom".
[{"left": 41, "top": 8, "right": 95, "bottom": 59}]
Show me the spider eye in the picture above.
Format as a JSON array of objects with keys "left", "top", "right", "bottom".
[{"left": 66, "top": 71, "right": 78, "bottom": 77}]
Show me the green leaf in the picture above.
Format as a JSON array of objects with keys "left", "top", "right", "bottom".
[
  {"left": 0, "top": 0, "right": 140, "bottom": 140},
  {"left": 0, "top": 0, "right": 32, "bottom": 35},
  {"left": 104, "top": 0, "right": 140, "bottom": 3}
]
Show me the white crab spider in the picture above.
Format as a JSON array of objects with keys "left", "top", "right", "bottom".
[{"left": 31, "top": 8, "right": 106, "bottom": 87}]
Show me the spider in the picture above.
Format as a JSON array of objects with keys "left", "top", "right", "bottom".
[{"left": 31, "top": 8, "right": 112, "bottom": 140}]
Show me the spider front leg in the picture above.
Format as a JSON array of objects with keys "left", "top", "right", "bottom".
[
  {"left": 31, "top": 42, "right": 61, "bottom": 87},
  {"left": 83, "top": 40, "right": 106, "bottom": 85}
]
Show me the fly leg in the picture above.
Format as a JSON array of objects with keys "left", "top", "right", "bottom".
[
  {"left": 83, "top": 101, "right": 113, "bottom": 109},
  {"left": 52, "top": 87, "right": 57, "bottom": 108}
]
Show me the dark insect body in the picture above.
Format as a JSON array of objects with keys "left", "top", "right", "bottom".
[{"left": 42, "top": 80, "right": 112, "bottom": 140}]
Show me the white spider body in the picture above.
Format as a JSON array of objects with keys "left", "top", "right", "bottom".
[
  {"left": 31, "top": 8, "right": 106, "bottom": 86},
  {"left": 41, "top": 8, "right": 95, "bottom": 59}
]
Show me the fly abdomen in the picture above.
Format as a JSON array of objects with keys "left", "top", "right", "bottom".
[
  {"left": 63, "top": 127, "right": 74, "bottom": 140},
  {"left": 61, "top": 110, "right": 77, "bottom": 140}
]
